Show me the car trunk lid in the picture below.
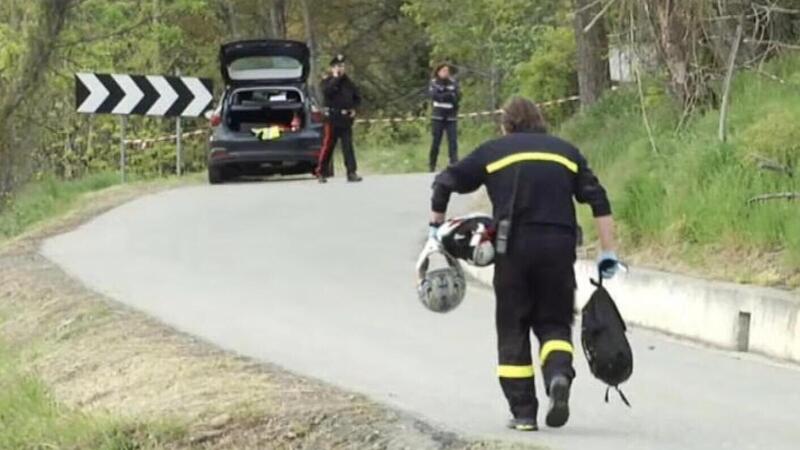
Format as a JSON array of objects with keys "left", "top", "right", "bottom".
[{"left": 220, "top": 40, "right": 310, "bottom": 86}]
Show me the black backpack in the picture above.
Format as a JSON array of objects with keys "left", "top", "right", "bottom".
[{"left": 581, "top": 276, "right": 633, "bottom": 406}]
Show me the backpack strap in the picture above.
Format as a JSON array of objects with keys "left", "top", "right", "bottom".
[
  {"left": 616, "top": 386, "right": 632, "bottom": 407},
  {"left": 605, "top": 385, "right": 632, "bottom": 407}
]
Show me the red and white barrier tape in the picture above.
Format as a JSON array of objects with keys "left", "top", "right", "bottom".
[
  {"left": 122, "top": 93, "right": 583, "bottom": 148},
  {"left": 124, "top": 129, "right": 208, "bottom": 149},
  {"left": 353, "top": 95, "right": 581, "bottom": 124}
]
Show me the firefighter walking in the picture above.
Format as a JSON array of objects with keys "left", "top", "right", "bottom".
[
  {"left": 316, "top": 54, "right": 363, "bottom": 183},
  {"left": 428, "top": 97, "right": 620, "bottom": 431}
]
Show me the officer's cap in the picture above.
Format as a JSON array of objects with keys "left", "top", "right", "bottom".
[{"left": 330, "top": 54, "right": 346, "bottom": 66}]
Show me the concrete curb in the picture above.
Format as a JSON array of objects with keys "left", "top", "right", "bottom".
[{"left": 464, "top": 261, "right": 800, "bottom": 363}]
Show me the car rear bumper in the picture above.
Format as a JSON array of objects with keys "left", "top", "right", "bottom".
[
  {"left": 209, "top": 148, "right": 319, "bottom": 165},
  {"left": 209, "top": 135, "right": 321, "bottom": 168}
]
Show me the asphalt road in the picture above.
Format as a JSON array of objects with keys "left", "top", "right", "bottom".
[{"left": 42, "top": 174, "right": 800, "bottom": 450}]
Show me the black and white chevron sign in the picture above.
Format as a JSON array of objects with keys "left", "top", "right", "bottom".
[{"left": 75, "top": 73, "right": 213, "bottom": 117}]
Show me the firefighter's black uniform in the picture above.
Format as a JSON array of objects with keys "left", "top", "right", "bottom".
[
  {"left": 428, "top": 77, "right": 460, "bottom": 171},
  {"left": 316, "top": 73, "right": 362, "bottom": 178},
  {"left": 431, "top": 130, "right": 611, "bottom": 421}
]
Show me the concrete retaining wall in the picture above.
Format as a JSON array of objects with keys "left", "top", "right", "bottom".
[{"left": 464, "top": 261, "right": 800, "bottom": 363}]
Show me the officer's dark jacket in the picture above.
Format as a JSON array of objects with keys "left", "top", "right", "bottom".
[
  {"left": 428, "top": 77, "right": 460, "bottom": 121},
  {"left": 321, "top": 74, "right": 362, "bottom": 126},
  {"left": 431, "top": 131, "right": 611, "bottom": 231}
]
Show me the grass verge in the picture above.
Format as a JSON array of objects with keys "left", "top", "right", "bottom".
[{"left": 0, "top": 343, "right": 181, "bottom": 449}]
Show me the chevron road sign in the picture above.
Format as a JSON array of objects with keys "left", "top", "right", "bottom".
[{"left": 75, "top": 73, "right": 213, "bottom": 117}]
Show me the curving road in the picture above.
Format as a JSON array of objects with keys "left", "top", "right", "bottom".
[{"left": 42, "top": 174, "right": 800, "bottom": 450}]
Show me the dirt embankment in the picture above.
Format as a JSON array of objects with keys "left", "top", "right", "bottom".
[{"left": 0, "top": 183, "right": 537, "bottom": 450}]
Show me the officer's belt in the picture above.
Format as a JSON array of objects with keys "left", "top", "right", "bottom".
[{"left": 325, "top": 108, "right": 353, "bottom": 116}]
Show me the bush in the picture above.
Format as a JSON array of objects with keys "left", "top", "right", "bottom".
[
  {"left": 739, "top": 110, "right": 800, "bottom": 167},
  {"left": 514, "top": 26, "right": 577, "bottom": 124}
]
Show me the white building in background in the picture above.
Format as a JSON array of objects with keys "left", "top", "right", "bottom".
[
  {"left": 609, "top": 45, "right": 657, "bottom": 83},
  {"left": 610, "top": 46, "right": 634, "bottom": 82}
]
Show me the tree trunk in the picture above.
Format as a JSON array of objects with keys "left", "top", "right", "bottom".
[
  {"left": 216, "top": 0, "right": 240, "bottom": 40},
  {"left": 0, "top": 0, "right": 75, "bottom": 194},
  {"left": 643, "top": 0, "right": 716, "bottom": 109},
  {"left": 271, "top": 0, "right": 287, "bottom": 39},
  {"left": 298, "top": 0, "right": 321, "bottom": 101},
  {"left": 573, "top": 0, "right": 611, "bottom": 108}
]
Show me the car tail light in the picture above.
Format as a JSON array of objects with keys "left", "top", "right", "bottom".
[
  {"left": 210, "top": 148, "right": 228, "bottom": 159},
  {"left": 210, "top": 113, "right": 222, "bottom": 127}
]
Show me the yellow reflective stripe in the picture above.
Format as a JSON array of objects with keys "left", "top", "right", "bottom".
[
  {"left": 497, "top": 365, "right": 535, "bottom": 378},
  {"left": 540, "top": 340, "right": 574, "bottom": 365},
  {"left": 485, "top": 152, "right": 578, "bottom": 174}
]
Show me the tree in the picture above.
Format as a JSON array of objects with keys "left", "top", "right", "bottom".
[
  {"left": 572, "top": 0, "right": 611, "bottom": 107},
  {"left": 298, "top": 0, "right": 321, "bottom": 101},
  {"left": 0, "top": 0, "right": 76, "bottom": 194},
  {"left": 270, "top": 0, "right": 287, "bottom": 39}
]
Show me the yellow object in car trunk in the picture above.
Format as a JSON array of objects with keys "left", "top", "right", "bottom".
[{"left": 251, "top": 126, "right": 283, "bottom": 141}]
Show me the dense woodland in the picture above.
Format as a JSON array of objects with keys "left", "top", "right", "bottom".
[{"left": 0, "top": 0, "right": 799, "bottom": 197}]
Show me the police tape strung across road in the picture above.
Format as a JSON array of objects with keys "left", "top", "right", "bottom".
[
  {"left": 353, "top": 94, "right": 581, "bottom": 125},
  {"left": 121, "top": 93, "right": 583, "bottom": 149},
  {"left": 124, "top": 129, "right": 208, "bottom": 149}
]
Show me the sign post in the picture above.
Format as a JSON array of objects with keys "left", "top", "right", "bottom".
[
  {"left": 176, "top": 114, "right": 183, "bottom": 176},
  {"left": 120, "top": 116, "right": 127, "bottom": 182}
]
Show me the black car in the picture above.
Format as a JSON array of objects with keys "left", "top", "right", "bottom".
[{"left": 207, "top": 40, "right": 323, "bottom": 184}]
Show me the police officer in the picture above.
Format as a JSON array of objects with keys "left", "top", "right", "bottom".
[
  {"left": 428, "top": 63, "right": 460, "bottom": 171},
  {"left": 428, "top": 97, "right": 620, "bottom": 431},
  {"left": 316, "top": 54, "right": 363, "bottom": 183}
]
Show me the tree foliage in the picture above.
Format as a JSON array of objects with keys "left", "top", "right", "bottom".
[{"left": 0, "top": 0, "right": 798, "bottom": 197}]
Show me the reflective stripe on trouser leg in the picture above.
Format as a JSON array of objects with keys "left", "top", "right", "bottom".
[
  {"left": 540, "top": 340, "right": 574, "bottom": 365},
  {"left": 539, "top": 339, "right": 574, "bottom": 394},
  {"left": 498, "top": 365, "right": 534, "bottom": 378}
]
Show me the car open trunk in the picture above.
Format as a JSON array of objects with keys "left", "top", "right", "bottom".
[
  {"left": 225, "top": 87, "right": 306, "bottom": 134},
  {"left": 220, "top": 40, "right": 310, "bottom": 86}
]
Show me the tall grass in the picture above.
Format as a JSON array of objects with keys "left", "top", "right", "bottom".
[
  {"left": 0, "top": 344, "right": 181, "bottom": 449},
  {"left": 562, "top": 55, "right": 800, "bottom": 275}
]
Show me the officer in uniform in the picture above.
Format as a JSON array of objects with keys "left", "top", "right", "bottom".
[
  {"left": 428, "top": 63, "right": 460, "bottom": 171},
  {"left": 428, "top": 97, "right": 620, "bottom": 431},
  {"left": 316, "top": 54, "right": 363, "bottom": 183}
]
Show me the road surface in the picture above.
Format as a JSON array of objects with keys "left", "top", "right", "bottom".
[{"left": 42, "top": 174, "right": 800, "bottom": 450}]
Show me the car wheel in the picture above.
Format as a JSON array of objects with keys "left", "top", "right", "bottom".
[{"left": 208, "top": 166, "right": 226, "bottom": 184}]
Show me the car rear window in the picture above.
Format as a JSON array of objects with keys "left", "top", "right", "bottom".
[{"left": 229, "top": 56, "right": 303, "bottom": 81}]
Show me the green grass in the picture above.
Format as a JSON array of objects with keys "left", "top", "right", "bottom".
[
  {"left": 0, "top": 343, "right": 182, "bottom": 450},
  {"left": 562, "top": 56, "right": 800, "bottom": 283},
  {"left": 0, "top": 172, "right": 123, "bottom": 240}
]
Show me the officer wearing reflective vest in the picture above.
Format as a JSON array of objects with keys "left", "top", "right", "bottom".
[
  {"left": 428, "top": 96, "right": 620, "bottom": 431},
  {"left": 428, "top": 63, "right": 460, "bottom": 171}
]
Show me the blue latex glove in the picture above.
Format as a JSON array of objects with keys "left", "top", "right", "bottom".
[
  {"left": 428, "top": 223, "right": 441, "bottom": 240},
  {"left": 598, "top": 250, "right": 620, "bottom": 279}
]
